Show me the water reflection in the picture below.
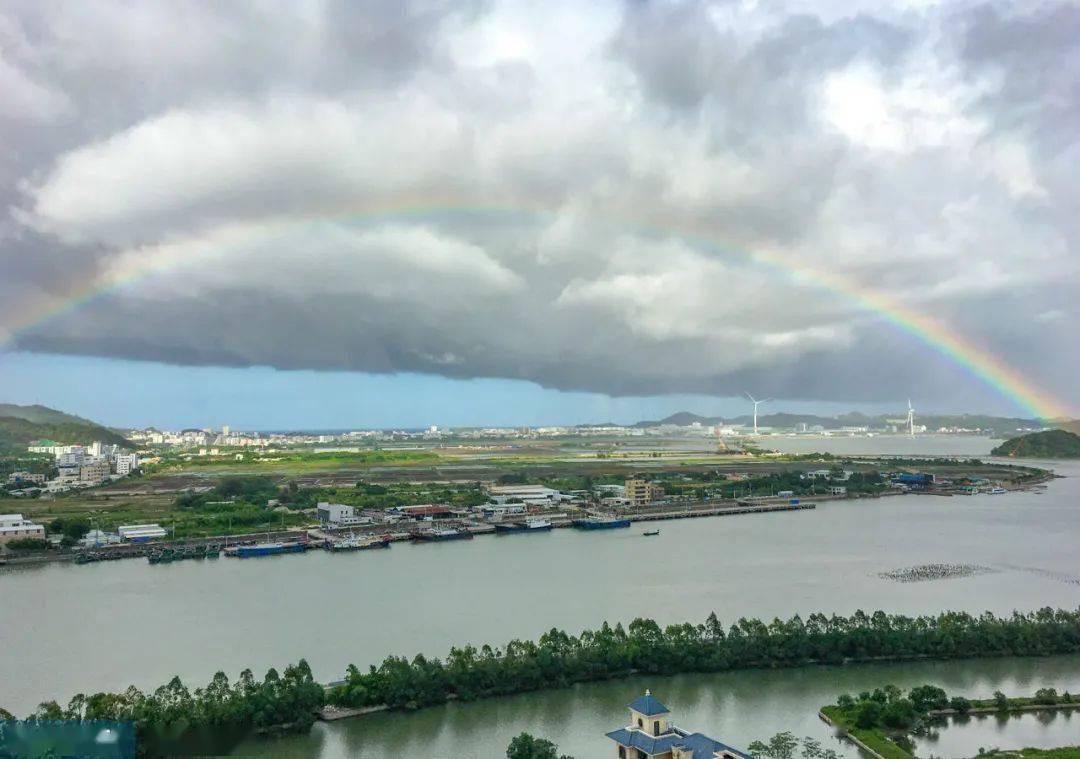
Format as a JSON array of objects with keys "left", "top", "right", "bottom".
[{"left": 916, "top": 707, "right": 1079, "bottom": 757}]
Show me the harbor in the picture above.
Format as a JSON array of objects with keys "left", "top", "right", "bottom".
[
  {"left": 4, "top": 495, "right": 828, "bottom": 567},
  {"left": 5, "top": 465, "right": 1050, "bottom": 569}
]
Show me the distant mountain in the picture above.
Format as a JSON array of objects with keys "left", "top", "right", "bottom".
[
  {"left": 0, "top": 404, "right": 131, "bottom": 456},
  {"left": 991, "top": 430, "right": 1080, "bottom": 458},
  {"left": 1057, "top": 419, "right": 1080, "bottom": 436},
  {"left": 732, "top": 413, "right": 848, "bottom": 429},
  {"left": 0, "top": 403, "right": 98, "bottom": 427},
  {"left": 633, "top": 412, "right": 721, "bottom": 428},
  {"left": 628, "top": 409, "right": 1048, "bottom": 435}
]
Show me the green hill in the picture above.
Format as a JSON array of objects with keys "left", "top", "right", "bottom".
[
  {"left": 0, "top": 403, "right": 100, "bottom": 426},
  {"left": 0, "top": 405, "right": 131, "bottom": 456},
  {"left": 991, "top": 429, "right": 1080, "bottom": 458}
]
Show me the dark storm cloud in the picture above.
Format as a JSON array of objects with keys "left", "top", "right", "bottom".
[{"left": 2, "top": 0, "right": 1078, "bottom": 412}]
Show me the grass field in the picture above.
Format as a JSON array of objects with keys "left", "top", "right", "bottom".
[
  {"left": 16, "top": 491, "right": 313, "bottom": 538},
  {"left": 820, "top": 705, "right": 914, "bottom": 759}
]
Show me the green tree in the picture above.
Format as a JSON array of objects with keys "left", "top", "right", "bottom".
[
  {"left": 48, "top": 517, "right": 91, "bottom": 544},
  {"left": 506, "top": 732, "right": 572, "bottom": 759},
  {"left": 909, "top": 684, "right": 948, "bottom": 713},
  {"left": 949, "top": 696, "right": 972, "bottom": 714},
  {"left": 748, "top": 732, "right": 799, "bottom": 759},
  {"left": 749, "top": 733, "right": 841, "bottom": 759},
  {"left": 1034, "top": 688, "right": 1059, "bottom": 706},
  {"left": 6, "top": 538, "right": 49, "bottom": 551}
]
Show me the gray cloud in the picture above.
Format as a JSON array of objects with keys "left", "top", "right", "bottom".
[{"left": 2, "top": 0, "right": 1078, "bottom": 413}]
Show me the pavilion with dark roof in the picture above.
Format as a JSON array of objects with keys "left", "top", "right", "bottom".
[{"left": 606, "top": 690, "right": 755, "bottom": 759}]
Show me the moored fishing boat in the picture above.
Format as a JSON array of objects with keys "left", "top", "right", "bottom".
[
  {"left": 225, "top": 540, "right": 308, "bottom": 558},
  {"left": 572, "top": 516, "right": 631, "bottom": 530},
  {"left": 411, "top": 527, "right": 473, "bottom": 542},
  {"left": 328, "top": 534, "right": 392, "bottom": 551},
  {"left": 494, "top": 518, "right": 554, "bottom": 534}
]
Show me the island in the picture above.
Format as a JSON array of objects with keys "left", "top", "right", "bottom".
[{"left": 991, "top": 429, "right": 1080, "bottom": 458}]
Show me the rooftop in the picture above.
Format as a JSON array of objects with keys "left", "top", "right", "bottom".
[
  {"left": 629, "top": 689, "right": 670, "bottom": 716},
  {"left": 606, "top": 728, "right": 682, "bottom": 755},
  {"left": 402, "top": 504, "right": 453, "bottom": 515}
]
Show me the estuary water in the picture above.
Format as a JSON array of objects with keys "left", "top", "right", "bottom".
[{"left": 1, "top": 444, "right": 1078, "bottom": 755}]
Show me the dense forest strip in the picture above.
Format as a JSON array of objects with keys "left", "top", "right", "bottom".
[
  {"left": 5, "top": 608, "right": 1080, "bottom": 755},
  {"left": 326, "top": 607, "right": 1080, "bottom": 710}
]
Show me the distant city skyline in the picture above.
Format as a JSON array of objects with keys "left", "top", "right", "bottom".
[{"left": 0, "top": 352, "right": 1037, "bottom": 430}]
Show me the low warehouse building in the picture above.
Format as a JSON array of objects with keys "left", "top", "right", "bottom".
[{"left": 117, "top": 523, "right": 168, "bottom": 542}]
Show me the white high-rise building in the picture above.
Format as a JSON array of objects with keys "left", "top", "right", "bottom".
[
  {"left": 222, "top": 425, "right": 231, "bottom": 436},
  {"left": 115, "top": 452, "right": 140, "bottom": 476}
]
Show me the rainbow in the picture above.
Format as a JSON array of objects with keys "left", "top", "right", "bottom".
[{"left": 1, "top": 201, "right": 1071, "bottom": 420}]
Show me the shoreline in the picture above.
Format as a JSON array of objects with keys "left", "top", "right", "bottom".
[{"left": 0, "top": 470, "right": 1057, "bottom": 567}]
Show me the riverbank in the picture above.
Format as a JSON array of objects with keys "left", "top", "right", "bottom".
[{"left": 5, "top": 464, "right": 1056, "bottom": 567}]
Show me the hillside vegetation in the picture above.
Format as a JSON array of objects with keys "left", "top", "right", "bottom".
[
  {"left": 0, "top": 405, "right": 131, "bottom": 455},
  {"left": 992, "top": 429, "right": 1080, "bottom": 458},
  {"left": 0, "top": 403, "right": 100, "bottom": 426}
]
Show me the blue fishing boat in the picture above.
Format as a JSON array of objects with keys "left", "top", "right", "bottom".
[
  {"left": 226, "top": 540, "right": 307, "bottom": 558},
  {"left": 411, "top": 528, "right": 473, "bottom": 542},
  {"left": 572, "top": 516, "right": 631, "bottom": 530}
]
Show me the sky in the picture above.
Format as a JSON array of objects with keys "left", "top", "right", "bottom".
[{"left": 1, "top": 0, "right": 1077, "bottom": 428}]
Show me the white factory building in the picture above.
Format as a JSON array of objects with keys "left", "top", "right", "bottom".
[
  {"left": 487, "top": 484, "right": 574, "bottom": 506},
  {"left": 316, "top": 502, "right": 373, "bottom": 527},
  {"left": 0, "top": 513, "right": 46, "bottom": 546},
  {"left": 117, "top": 524, "right": 168, "bottom": 542}
]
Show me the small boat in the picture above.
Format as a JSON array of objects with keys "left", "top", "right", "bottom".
[
  {"left": 226, "top": 540, "right": 308, "bottom": 558},
  {"left": 572, "top": 516, "right": 632, "bottom": 530},
  {"left": 328, "top": 534, "right": 392, "bottom": 551},
  {"left": 642, "top": 530, "right": 660, "bottom": 536},
  {"left": 495, "top": 518, "right": 554, "bottom": 534},
  {"left": 411, "top": 528, "right": 474, "bottom": 542},
  {"left": 989, "top": 487, "right": 1007, "bottom": 495}
]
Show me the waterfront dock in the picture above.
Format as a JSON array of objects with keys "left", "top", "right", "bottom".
[{"left": 627, "top": 501, "right": 816, "bottom": 522}]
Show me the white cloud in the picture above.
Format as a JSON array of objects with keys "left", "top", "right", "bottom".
[{"left": 1, "top": 0, "right": 1077, "bottom": 408}]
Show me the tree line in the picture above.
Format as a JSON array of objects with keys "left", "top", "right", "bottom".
[
  {"left": 328, "top": 607, "right": 1080, "bottom": 710},
  {"left": 0, "top": 661, "right": 324, "bottom": 757}
]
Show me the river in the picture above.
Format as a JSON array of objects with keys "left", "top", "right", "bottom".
[{"left": 2, "top": 441, "right": 1078, "bottom": 755}]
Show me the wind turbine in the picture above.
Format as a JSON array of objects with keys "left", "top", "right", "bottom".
[
  {"left": 745, "top": 393, "right": 773, "bottom": 436},
  {"left": 906, "top": 399, "right": 916, "bottom": 438}
]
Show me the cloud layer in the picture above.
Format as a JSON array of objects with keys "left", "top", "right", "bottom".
[{"left": 2, "top": 0, "right": 1078, "bottom": 412}]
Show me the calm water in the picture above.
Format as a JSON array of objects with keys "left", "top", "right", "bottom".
[
  {"left": 1, "top": 445, "right": 1077, "bottom": 754},
  {"left": 234, "top": 655, "right": 1080, "bottom": 758},
  {"left": 915, "top": 708, "right": 1080, "bottom": 758}
]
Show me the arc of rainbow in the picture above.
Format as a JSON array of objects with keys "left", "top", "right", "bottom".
[{"left": 0, "top": 201, "right": 1069, "bottom": 421}]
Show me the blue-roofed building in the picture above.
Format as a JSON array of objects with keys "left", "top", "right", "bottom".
[{"left": 606, "top": 690, "right": 755, "bottom": 759}]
